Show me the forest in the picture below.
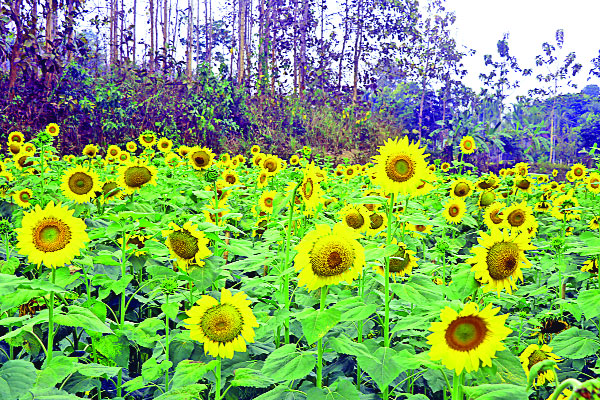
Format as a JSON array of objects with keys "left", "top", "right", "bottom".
[{"left": 2, "top": 0, "right": 600, "bottom": 400}]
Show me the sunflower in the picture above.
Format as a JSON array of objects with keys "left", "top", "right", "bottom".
[
  {"left": 60, "top": 165, "right": 102, "bottom": 203},
  {"left": 343, "top": 165, "right": 358, "bottom": 181},
  {"left": 257, "top": 170, "right": 270, "bottom": 188},
  {"left": 165, "top": 152, "right": 182, "bottom": 168},
  {"left": 46, "top": 123, "right": 59, "bottom": 137},
  {"left": 514, "top": 162, "right": 529, "bottom": 177},
  {"left": 338, "top": 204, "right": 370, "bottom": 234},
  {"left": 406, "top": 222, "right": 433, "bottom": 237},
  {"left": 221, "top": 169, "right": 240, "bottom": 187},
  {"left": 8, "top": 131, "right": 25, "bottom": 143},
  {"left": 587, "top": 172, "right": 600, "bottom": 193},
  {"left": 22, "top": 142, "right": 36, "bottom": 154},
  {"left": 478, "top": 190, "right": 496, "bottom": 208},
  {"left": 570, "top": 163, "right": 587, "bottom": 180},
  {"left": 100, "top": 180, "right": 124, "bottom": 203},
  {"left": 299, "top": 164, "right": 324, "bottom": 213},
  {"left": 184, "top": 288, "right": 258, "bottom": 359},
  {"left": 373, "top": 239, "right": 418, "bottom": 281},
  {"left": 427, "top": 302, "right": 511, "bottom": 374},
  {"left": 162, "top": 221, "right": 212, "bottom": 271},
  {"left": 293, "top": 223, "right": 365, "bottom": 291},
  {"left": 366, "top": 211, "right": 388, "bottom": 237},
  {"left": 262, "top": 154, "right": 284, "bottom": 176},
  {"left": 440, "top": 162, "right": 451, "bottom": 172},
  {"left": 459, "top": 135, "right": 476, "bottom": 154},
  {"left": 203, "top": 203, "right": 231, "bottom": 226},
  {"left": 251, "top": 152, "right": 266, "bottom": 168},
  {"left": 475, "top": 173, "right": 499, "bottom": 191},
  {"left": 501, "top": 201, "right": 537, "bottom": 235},
  {"left": 218, "top": 153, "right": 231, "bottom": 167},
  {"left": 468, "top": 228, "right": 535, "bottom": 295},
  {"left": 582, "top": 258, "right": 599, "bottom": 274},
  {"left": 178, "top": 145, "right": 191, "bottom": 158},
  {"left": 139, "top": 130, "right": 157, "bottom": 148},
  {"left": 125, "top": 141, "right": 137, "bottom": 153},
  {"left": 118, "top": 151, "right": 131, "bottom": 164},
  {"left": 250, "top": 144, "right": 261, "bottom": 154},
  {"left": 443, "top": 197, "right": 466, "bottom": 225},
  {"left": 188, "top": 146, "right": 215, "bottom": 170},
  {"left": 534, "top": 201, "right": 551, "bottom": 213},
  {"left": 450, "top": 178, "right": 473, "bottom": 198},
  {"left": 82, "top": 144, "right": 99, "bottom": 157},
  {"left": 551, "top": 191, "right": 580, "bottom": 221},
  {"left": 157, "top": 137, "right": 173, "bottom": 153},
  {"left": 547, "top": 389, "right": 573, "bottom": 400},
  {"left": 14, "top": 189, "right": 34, "bottom": 208},
  {"left": 8, "top": 141, "right": 21, "bottom": 156},
  {"left": 258, "top": 190, "right": 277, "bottom": 214},
  {"left": 16, "top": 201, "right": 89, "bottom": 268},
  {"left": 126, "top": 233, "right": 152, "bottom": 257},
  {"left": 514, "top": 177, "right": 534, "bottom": 193},
  {"left": 234, "top": 154, "right": 246, "bottom": 167},
  {"left": 117, "top": 160, "right": 158, "bottom": 194},
  {"left": 371, "top": 136, "right": 429, "bottom": 195},
  {"left": 519, "top": 344, "right": 562, "bottom": 386},
  {"left": 13, "top": 152, "right": 36, "bottom": 170},
  {"left": 589, "top": 216, "right": 600, "bottom": 230},
  {"left": 290, "top": 154, "right": 300, "bottom": 166}
]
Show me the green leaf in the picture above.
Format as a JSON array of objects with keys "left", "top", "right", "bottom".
[
  {"left": 189, "top": 265, "right": 218, "bottom": 292},
  {"left": 328, "top": 335, "right": 372, "bottom": 359},
  {"left": 54, "top": 305, "right": 112, "bottom": 334},
  {"left": 297, "top": 307, "right": 341, "bottom": 345},
  {"left": 305, "top": 379, "right": 361, "bottom": 400},
  {"left": 357, "top": 347, "right": 405, "bottom": 390},
  {"left": 77, "top": 363, "right": 121, "bottom": 378},
  {"left": 231, "top": 367, "right": 275, "bottom": 388},
  {"left": 550, "top": 328, "right": 600, "bottom": 359},
  {"left": 170, "top": 360, "right": 218, "bottom": 389},
  {"left": 154, "top": 384, "right": 208, "bottom": 400},
  {"left": 36, "top": 356, "right": 77, "bottom": 389},
  {"left": 0, "top": 360, "right": 36, "bottom": 399},
  {"left": 339, "top": 303, "right": 376, "bottom": 322},
  {"left": 95, "top": 333, "right": 130, "bottom": 368},
  {"left": 124, "top": 317, "right": 163, "bottom": 348},
  {"left": 53, "top": 267, "right": 81, "bottom": 288},
  {"left": 462, "top": 384, "right": 529, "bottom": 400},
  {"left": 577, "top": 289, "right": 600, "bottom": 319},
  {"left": 261, "top": 344, "right": 316, "bottom": 382},
  {"left": 390, "top": 274, "right": 443, "bottom": 305},
  {"left": 142, "top": 357, "right": 172, "bottom": 381},
  {"left": 21, "top": 387, "right": 82, "bottom": 399},
  {"left": 493, "top": 350, "right": 528, "bottom": 386}
]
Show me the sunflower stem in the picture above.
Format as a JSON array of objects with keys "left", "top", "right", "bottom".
[
  {"left": 165, "top": 293, "right": 170, "bottom": 393},
  {"left": 215, "top": 357, "right": 222, "bottom": 400},
  {"left": 452, "top": 370, "right": 464, "bottom": 400},
  {"left": 548, "top": 378, "right": 582, "bottom": 400},
  {"left": 316, "top": 286, "right": 328, "bottom": 389},
  {"left": 47, "top": 267, "right": 56, "bottom": 363},
  {"left": 382, "top": 192, "right": 395, "bottom": 400},
  {"left": 213, "top": 181, "right": 220, "bottom": 257},
  {"left": 283, "top": 183, "right": 300, "bottom": 345}
]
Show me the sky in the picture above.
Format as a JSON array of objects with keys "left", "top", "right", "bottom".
[{"left": 443, "top": 0, "right": 600, "bottom": 100}]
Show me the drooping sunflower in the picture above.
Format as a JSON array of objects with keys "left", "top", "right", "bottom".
[
  {"left": 483, "top": 202, "right": 505, "bottom": 229},
  {"left": 100, "top": 180, "right": 124, "bottom": 203},
  {"left": 60, "top": 165, "right": 102, "bottom": 203},
  {"left": 82, "top": 144, "right": 99, "bottom": 157},
  {"left": 157, "top": 137, "right": 173, "bottom": 153},
  {"left": 373, "top": 239, "right": 418, "bottom": 282},
  {"left": 16, "top": 201, "right": 89, "bottom": 268},
  {"left": 519, "top": 344, "right": 562, "bottom": 386},
  {"left": 8, "top": 131, "right": 25, "bottom": 144},
  {"left": 587, "top": 172, "right": 600, "bottom": 193},
  {"left": 475, "top": 173, "right": 499, "bottom": 191},
  {"left": 8, "top": 141, "right": 21, "bottom": 155},
  {"left": 258, "top": 190, "right": 277, "bottom": 214},
  {"left": 188, "top": 146, "right": 215, "bottom": 170},
  {"left": 371, "top": 136, "right": 430, "bottom": 195},
  {"left": 177, "top": 145, "right": 191, "bottom": 158},
  {"left": 459, "top": 135, "right": 476, "bottom": 154},
  {"left": 450, "top": 178, "right": 473, "bottom": 198},
  {"left": 14, "top": 189, "right": 34, "bottom": 208},
  {"left": 251, "top": 152, "right": 266, "bottom": 168},
  {"left": 184, "top": 288, "right": 259, "bottom": 359},
  {"left": 139, "top": 130, "right": 157, "bottom": 148},
  {"left": 468, "top": 228, "right": 535, "bottom": 295},
  {"left": 501, "top": 201, "right": 537, "bottom": 235},
  {"left": 443, "top": 197, "right": 466, "bottom": 225},
  {"left": 551, "top": 191, "right": 580, "bottom": 221},
  {"left": 117, "top": 160, "right": 158, "bottom": 194},
  {"left": 46, "top": 123, "right": 60, "bottom": 137},
  {"left": 338, "top": 204, "right": 370, "bottom": 234},
  {"left": 293, "top": 223, "right": 365, "bottom": 291},
  {"left": 582, "top": 258, "right": 599, "bottom": 274},
  {"left": 366, "top": 211, "right": 388, "bottom": 237},
  {"left": 427, "top": 302, "right": 511, "bottom": 374},
  {"left": 162, "top": 221, "right": 212, "bottom": 271},
  {"left": 478, "top": 190, "right": 496, "bottom": 208},
  {"left": 514, "top": 176, "right": 534, "bottom": 193},
  {"left": 535, "top": 201, "right": 552, "bottom": 213},
  {"left": 570, "top": 163, "right": 587, "bottom": 180},
  {"left": 261, "top": 154, "right": 284, "bottom": 176},
  {"left": 298, "top": 164, "right": 324, "bottom": 213}
]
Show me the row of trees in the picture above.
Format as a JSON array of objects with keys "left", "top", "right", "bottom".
[{"left": 1, "top": 0, "right": 600, "bottom": 165}]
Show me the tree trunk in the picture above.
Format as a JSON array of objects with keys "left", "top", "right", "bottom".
[
  {"left": 149, "top": 0, "right": 154, "bottom": 71},
  {"left": 237, "top": 0, "right": 246, "bottom": 85},
  {"left": 352, "top": 0, "right": 363, "bottom": 104},
  {"left": 133, "top": 0, "right": 137, "bottom": 63},
  {"left": 269, "top": 1, "right": 276, "bottom": 95},
  {"left": 186, "top": 0, "right": 193, "bottom": 78},
  {"left": 66, "top": 0, "right": 75, "bottom": 63},
  {"left": 45, "top": 0, "right": 57, "bottom": 89},
  {"left": 292, "top": 0, "right": 298, "bottom": 95},
  {"left": 163, "top": 0, "right": 168, "bottom": 72},
  {"left": 337, "top": 0, "right": 349, "bottom": 92},
  {"left": 7, "top": 0, "right": 23, "bottom": 101},
  {"left": 208, "top": 0, "right": 213, "bottom": 65},
  {"left": 298, "top": 0, "right": 309, "bottom": 99}
]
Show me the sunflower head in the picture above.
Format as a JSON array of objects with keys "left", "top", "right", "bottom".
[
  {"left": 157, "top": 137, "right": 173, "bottom": 153},
  {"left": 339, "top": 204, "right": 370, "bottom": 233},
  {"left": 117, "top": 161, "right": 158, "bottom": 194},
  {"left": 460, "top": 135, "right": 476, "bottom": 154},
  {"left": 14, "top": 189, "right": 34, "bottom": 208},
  {"left": 83, "top": 144, "right": 99, "bottom": 157},
  {"left": 8, "top": 131, "right": 25, "bottom": 143},
  {"left": 519, "top": 344, "right": 562, "bottom": 386},
  {"left": 443, "top": 198, "right": 466, "bottom": 225},
  {"left": 162, "top": 221, "right": 212, "bottom": 270},
  {"left": 61, "top": 165, "right": 102, "bottom": 204},
  {"left": 188, "top": 146, "right": 215, "bottom": 170},
  {"left": 46, "top": 123, "right": 60, "bottom": 137},
  {"left": 139, "top": 130, "right": 157, "bottom": 148}
]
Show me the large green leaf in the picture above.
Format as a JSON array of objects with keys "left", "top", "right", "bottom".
[
  {"left": 357, "top": 347, "right": 406, "bottom": 390},
  {"left": 390, "top": 274, "right": 443, "bottom": 305},
  {"left": 297, "top": 307, "right": 341, "bottom": 345},
  {"left": 154, "top": 384, "right": 208, "bottom": 400},
  {"left": 328, "top": 335, "right": 372, "bottom": 359},
  {"left": 462, "top": 384, "right": 529, "bottom": 400},
  {"left": 493, "top": 350, "right": 528, "bottom": 386},
  {"left": 577, "top": 289, "right": 600, "bottom": 319},
  {"left": 77, "top": 363, "right": 121, "bottom": 378},
  {"left": 35, "top": 356, "right": 77, "bottom": 389},
  {"left": 0, "top": 360, "right": 36, "bottom": 400},
  {"left": 54, "top": 305, "right": 112, "bottom": 334},
  {"left": 304, "top": 379, "right": 361, "bottom": 400},
  {"left": 230, "top": 367, "right": 275, "bottom": 388},
  {"left": 550, "top": 328, "right": 600, "bottom": 359},
  {"left": 170, "top": 360, "right": 218, "bottom": 389},
  {"left": 261, "top": 344, "right": 316, "bottom": 382},
  {"left": 20, "top": 387, "right": 81, "bottom": 399}
]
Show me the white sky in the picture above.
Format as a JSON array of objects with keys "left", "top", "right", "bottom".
[{"left": 443, "top": 0, "right": 600, "bottom": 100}]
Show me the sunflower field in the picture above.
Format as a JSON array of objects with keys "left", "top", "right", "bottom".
[{"left": 1, "top": 126, "right": 600, "bottom": 400}]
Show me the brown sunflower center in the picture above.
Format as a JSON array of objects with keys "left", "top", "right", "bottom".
[
  {"left": 574, "top": 167, "right": 584, "bottom": 177},
  {"left": 142, "top": 134, "right": 154, "bottom": 143},
  {"left": 507, "top": 209, "right": 526, "bottom": 227},
  {"left": 517, "top": 179, "right": 530, "bottom": 190},
  {"left": 102, "top": 182, "right": 121, "bottom": 198},
  {"left": 415, "top": 224, "right": 426, "bottom": 232},
  {"left": 486, "top": 242, "right": 520, "bottom": 280},
  {"left": 124, "top": 166, "right": 152, "bottom": 188},
  {"left": 445, "top": 315, "right": 488, "bottom": 351},
  {"left": 369, "top": 213, "right": 384, "bottom": 230},
  {"left": 389, "top": 248, "right": 410, "bottom": 273},
  {"left": 264, "top": 197, "right": 273, "bottom": 207},
  {"left": 192, "top": 151, "right": 210, "bottom": 168},
  {"left": 463, "top": 140, "right": 473, "bottom": 150},
  {"left": 527, "top": 349, "right": 548, "bottom": 370},
  {"left": 201, "top": 304, "right": 244, "bottom": 343},
  {"left": 33, "top": 218, "right": 72, "bottom": 252},
  {"left": 225, "top": 175, "right": 236, "bottom": 184},
  {"left": 449, "top": 205, "right": 460, "bottom": 217},
  {"left": 385, "top": 154, "right": 415, "bottom": 183},
  {"left": 110, "top": 149, "right": 119, "bottom": 156},
  {"left": 259, "top": 173, "right": 268, "bottom": 184},
  {"left": 454, "top": 182, "right": 470, "bottom": 197},
  {"left": 302, "top": 178, "right": 314, "bottom": 199},
  {"left": 68, "top": 172, "right": 94, "bottom": 195},
  {"left": 9, "top": 143, "right": 20, "bottom": 154},
  {"left": 168, "top": 230, "right": 199, "bottom": 260},
  {"left": 345, "top": 211, "right": 365, "bottom": 229},
  {"left": 490, "top": 209, "right": 503, "bottom": 224},
  {"left": 127, "top": 236, "right": 145, "bottom": 249},
  {"left": 19, "top": 191, "right": 31, "bottom": 202},
  {"left": 264, "top": 159, "right": 277, "bottom": 172},
  {"left": 310, "top": 239, "right": 354, "bottom": 277}
]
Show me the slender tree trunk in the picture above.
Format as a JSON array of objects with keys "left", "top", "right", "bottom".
[
  {"left": 45, "top": 0, "right": 57, "bottom": 88},
  {"left": 237, "top": 0, "right": 246, "bottom": 85},
  {"left": 229, "top": 0, "right": 236, "bottom": 74},
  {"left": 120, "top": 0, "right": 125, "bottom": 62},
  {"left": 133, "top": 0, "right": 137, "bottom": 63},
  {"left": 163, "top": 0, "right": 168, "bottom": 72},
  {"left": 7, "top": 0, "right": 23, "bottom": 101},
  {"left": 337, "top": 0, "right": 349, "bottom": 92},
  {"left": 149, "top": 0, "right": 154, "bottom": 71},
  {"left": 186, "top": 0, "right": 193, "bottom": 77},
  {"left": 204, "top": 0, "right": 208, "bottom": 61},
  {"left": 352, "top": 0, "right": 364, "bottom": 104},
  {"left": 66, "top": 0, "right": 75, "bottom": 63},
  {"left": 298, "top": 0, "right": 308, "bottom": 99},
  {"left": 269, "top": 1, "right": 276, "bottom": 96},
  {"left": 292, "top": 0, "right": 298, "bottom": 95},
  {"left": 208, "top": 0, "right": 213, "bottom": 65}
]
